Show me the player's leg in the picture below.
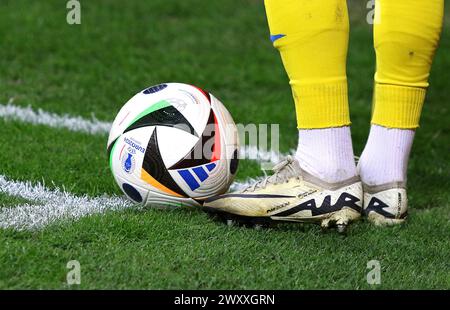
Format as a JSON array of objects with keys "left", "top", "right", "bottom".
[
  {"left": 204, "top": 0, "right": 362, "bottom": 231},
  {"left": 266, "top": 0, "right": 356, "bottom": 183},
  {"left": 358, "top": 0, "right": 444, "bottom": 225}
]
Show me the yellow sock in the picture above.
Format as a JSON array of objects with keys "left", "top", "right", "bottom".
[
  {"left": 372, "top": 0, "right": 444, "bottom": 129},
  {"left": 264, "top": 0, "right": 350, "bottom": 129}
]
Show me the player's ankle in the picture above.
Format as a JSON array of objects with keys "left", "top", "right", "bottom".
[
  {"left": 295, "top": 126, "right": 357, "bottom": 184},
  {"left": 357, "top": 124, "right": 414, "bottom": 186}
]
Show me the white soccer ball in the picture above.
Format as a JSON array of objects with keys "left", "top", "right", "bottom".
[{"left": 107, "top": 83, "right": 239, "bottom": 208}]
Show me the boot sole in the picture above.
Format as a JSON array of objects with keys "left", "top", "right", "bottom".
[
  {"left": 367, "top": 212, "right": 407, "bottom": 226},
  {"left": 203, "top": 206, "right": 361, "bottom": 233}
]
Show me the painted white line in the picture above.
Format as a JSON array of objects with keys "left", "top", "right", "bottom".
[
  {"left": 0, "top": 103, "right": 111, "bottom": 135},
  {"left": 0, "top": 175, "right": 133, "bottom": 231},
  {"left": 239, "top": 144, "right": 286, "bottom": 166},
  {"left": 0, "top": 172, "right": 263, "bottom": 230}
]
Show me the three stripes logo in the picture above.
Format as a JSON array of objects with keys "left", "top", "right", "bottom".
[{"left": 178, "top": 162, "right": 217, "bottom": 191}]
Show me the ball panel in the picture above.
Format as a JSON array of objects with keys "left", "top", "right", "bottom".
[
  {"left": 156, "top": 126, "right": 198, "bottom": 168},
  {"left": 110, "top": 127, "right": 154, "bottom": 185},
  {"left": 168, "top": 109, "right": 217, "bottom": 170},
  {"left": 168, "top": 159, "right": 229, "bottom": 199},
  {"left": 165, "top": 86, "right": 211, "bottom": 137},
  {"left": 144, "top": 188, "right": 202, "bottom": 208},
  {"left": 124, "top": 104, "right": 198, "bottom": 137},
  {"left": 141, "top": 128, "right": 187, "bottom": 197},
  {"left": 107, "top": 83, "right": 176, "bottom": 148}
]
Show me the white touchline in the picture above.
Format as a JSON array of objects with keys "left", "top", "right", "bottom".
[
  {"left": 0, "top": 103, "right": 292, "bottom": 230},
  {"left": 0, "top": 103, "right": 111, "bottom": 135},
  {"left": 0, "top": 172, "right": 263, "bottom": 230},
  {"left": 0, "top": 175, "right": 133, "bottom": 231},
  {"left": 0, "top": 172, "right": 262, "bottom": 230}
]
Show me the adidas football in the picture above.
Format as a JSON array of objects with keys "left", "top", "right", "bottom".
[{"left": 107, "top": 83, "right": 239, "bottom": 208}]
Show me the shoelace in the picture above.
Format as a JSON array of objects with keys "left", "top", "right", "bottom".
[{"left": 243, "top": 156, "right": 300, "bottom": 192}]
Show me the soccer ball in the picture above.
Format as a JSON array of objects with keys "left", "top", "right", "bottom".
[{"left": 107, "top": 83, "right": 239, "bottom": 208}]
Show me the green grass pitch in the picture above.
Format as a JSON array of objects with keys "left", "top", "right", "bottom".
[{"left": 0, "top": 0, "right": 449, "bottom": 289}]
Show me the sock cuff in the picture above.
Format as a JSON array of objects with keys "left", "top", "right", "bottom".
[
  {"left": 372, "top": 84, "right": 426, "bottom": 129},
  {"left": 291, "top": 80, "right": 350, "bottom": 129}
]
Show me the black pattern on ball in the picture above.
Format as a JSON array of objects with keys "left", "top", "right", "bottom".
[
  {"left": 230, "top": 149, "right": 239, "bottom": 175},
  {"left": 122, "top": 183, "right": 143, "bottom": 203}
]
